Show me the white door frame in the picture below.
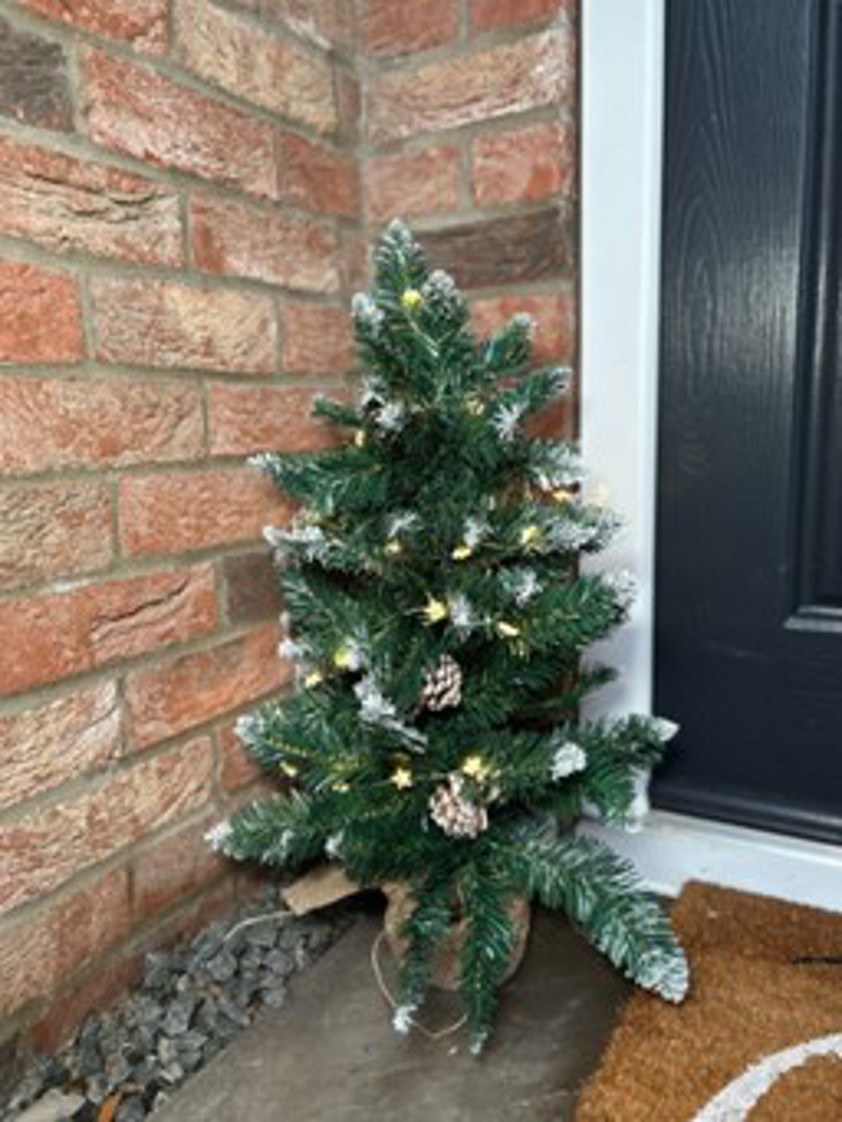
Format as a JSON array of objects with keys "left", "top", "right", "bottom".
[{"left": 579, "top": 0, "right": 842, "bottom": 912}]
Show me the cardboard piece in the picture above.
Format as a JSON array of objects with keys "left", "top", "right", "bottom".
[{"left": 282, "top": 863, "right": 362, "bottom": 916}]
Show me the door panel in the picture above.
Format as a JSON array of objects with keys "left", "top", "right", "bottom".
[{"left": 654, "top": 0, "right": 842, "bottom": 843}]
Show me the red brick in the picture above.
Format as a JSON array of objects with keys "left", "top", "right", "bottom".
[
  {"left": 367, "top": 146, "right": 462, "bottom": 223},
  {"left": 81, "top": 49, "right": 275, "bottom": 198},
  {"left": 233, "top": 0, "right": 354, "bottom": 52},
  {"left": 473, "top": 120, "right": 575, "bottom": 207},
  {"left": 0, "top": 739, "right": 213, "bottom": 914},
  {"left": 0, "top": 868, "right": 131, "bottom": 1019},
  {"left": 131, "top": 814, "right": 225, "bottom": 919},
  {"left": 0, "top": 261, "right": 82, "bottom": 364},
  {"left": 191, "top": 195, "right": 340, "bottom": 295},
  {"left": 119, "top": 467, "right": 293, "bottom": 558},
  {"left": 21, "top": 0, "right": 167, "bottom": 54},
  {"left": 0, "top": 683, "right": 120, "bottom": 813},
  {"left": 0, "top": 564, "right": 218, "bottom": 697},
  {"left": 125, "top": 627, "right": 289, "bottom": 748},
  {"left": 368, "top": 29, "right": 573, "bottom": 143},
  {"left": 365, "top": 0, "right": 458, "bottom": 55},
  {"left": 174, "top": 0, "right": 337, "bottom": 133},
  {"left": 0, "top": 136, "right": 181, "bottom": 265},
  {"left": 471, "top": 0, "right": 565, "bottom": 32},
  {"left": 0, "top": 375, "right": 203, "bottom": 474},
  {"left": 471, "top": 289, "right": 576, "bottom": 365},
  {"left": 281, "top": 301, "right": 354, "bottom": 374},
  {"left": 93, "top": 277, "right": 276, "bottom": 375},
  {"left": 218, "top": 721, "right": 264, "bottom": 791},
  {"left": 276, "top": 131, "right": 360, "bottom": 218},
  {"left": 208, "top": 383, "right": 341, "bottom": 456},
  {"left": 0, "top": 480, "right": 113, "bottom": 591}
]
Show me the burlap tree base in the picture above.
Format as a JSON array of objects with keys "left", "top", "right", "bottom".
[{"left": 382, "top": 882, "right": 531, "bottom": 991}]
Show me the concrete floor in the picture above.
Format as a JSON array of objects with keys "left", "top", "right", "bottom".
[{"left": 153, "top": 907, "right": 629, "bottom": 1122}]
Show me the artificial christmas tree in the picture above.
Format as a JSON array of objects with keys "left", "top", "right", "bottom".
[{"left": 211, "top": 221, "right": 688, "bottom": 1052}]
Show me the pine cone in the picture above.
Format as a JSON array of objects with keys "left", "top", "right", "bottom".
[
  {"left": 420, "top": 654, "right": 462, "bottom": 711},
  {"left": 429, "top": 774, "right": 488, "bottom": 839}
]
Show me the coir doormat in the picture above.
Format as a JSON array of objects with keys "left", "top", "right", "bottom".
[{"left": 574, "top": 881, "right": 842, "bottom": 1121}]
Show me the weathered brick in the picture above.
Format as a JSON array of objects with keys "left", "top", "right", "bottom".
[
  {"left": 32, "top": 953, "right": 140, "bottom": 1053},
  {"left": 0, "top": 480, "right": 113, "bottom": 591},
  {"left": 220, "top": 549, "right": 282, "bottom": 625},
  {"left": 174, "top": 0, "right": 337, "bottom": 133},
  {"left": 119, "top": 467, "right": 293, "bottom": 558},
  {"left": 233, "top": 0, "right": 354, "bottom": 52},
  {"left": 0, "top": 739, "right": 214, "bottom": 914},
  {"left": 0, "top": 565, "right": 218, "bottom": 697},
  {"left": 191, "top": 196, "right": 340, "bottom": 295},
  {"left": 368, "top": 29, "right": 573, "bottom": 143},
  {"left": 473, "top": 120, "right": 575, "bottom": 207},
  {"left": 471, "top": 0, "right": 565, "bottom": 32},
  {"left": 131, "top": 814, "right": 225, "bottom": 919},
  {"left": 419, "top": 207, "right": 575, "bottom": 290},
  {"left": 218, "top": 720, "right": 264, "bottom": 791},
  {"left": 367, "top": 145, "right": 461, "bottom": 223},
  {"left": 20, "top": 0, "right": 167, "bottom": 54},
  {"left": 125, "top": 627, "right": 289, "bottom": 748},
  {"left": 0, "top": 868, "right": 131, "bottom": 1018},
  {"left": 93, "top": 277, "right": 276, "bottom": 374},
  {"left": 0, "top": 683, "right": 120, "bottom": 812},
  {"left": 0, "top": 375, "right": 203, "bottom": 474},
  {"left": 208, "top": 382, "right": 340, "bottom": 456},
  {"left": 0, "top": 16, "right": 72, "bottom": 130},
  {"left": 281, "top": 301, "right": 354, "bottom": 374},
  {"left": 276, "top": 131, "right": 360, "bottom": 218},
  {"left": 0, "top": 261, "right": 82, "bottom": 364},
  {"left": 0, "top": 137, "right": 182, "bottom": 266},
  {"left": 82, "top": 49, "right": 275, "bottom": 197},
  {"left": 471, "top": 289, "right": 576, "bottom": 365},
  {"left": 365, "top": 0, "right": 458, "bottom": 55}
]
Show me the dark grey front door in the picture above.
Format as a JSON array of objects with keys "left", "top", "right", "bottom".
[{"left": 653, "top": 0, "right": 842, "bottom": 844}]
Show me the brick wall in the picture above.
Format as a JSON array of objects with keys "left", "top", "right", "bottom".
[
  {"left": 0, "top": 0, "right": 578, "bottom": 1071},
  {"left": 0, "top": 0, "right": 361, "bottom": 1064},
  {"left": 362, "top": 0, "right": 578, "bottom": 437}
]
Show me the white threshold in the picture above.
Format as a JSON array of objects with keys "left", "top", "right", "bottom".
[{"left": 579, "top": 810, "right": 842, "bottom": 913}]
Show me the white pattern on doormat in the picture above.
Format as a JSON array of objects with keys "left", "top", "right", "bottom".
[{"left": 692, "top": 1032, "right": 842, "bottom": 1121}]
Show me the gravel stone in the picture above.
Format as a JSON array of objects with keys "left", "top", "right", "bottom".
[
  {"left": 104, "top": 1054, "right": 132, "bottom": 1089},
  {"left": 205, "top": 949, "right": 237, "bottom": 984},
  {"left": 83, "top": 1074, "right": 110, "bottom": 1105},
  {"left": 115, "top": 1097, "right": 146, "bottom": 1122},
  {"left": 244, "top": 923, "right": 277, "bottom": 950},
  {"left": 265, "top": 948, "right": 295, "bottom": 977},
  {"left": 142, "top": 953, "right": 171, "bottom": 992},
  {"left": 156, "top": 1038, "right": 178, "bottom": 1069},
  {"left": 260, "top": 984, "right": 287, "bottom": 1010},
  {"left": 161, "top": 995, "right": 196, "bottom": 1037}
]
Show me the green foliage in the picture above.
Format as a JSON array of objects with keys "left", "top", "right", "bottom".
[
  {"left": 215, "top": 220, "right": 688, "bottom": 1050},
  {"left": 500, "top": 825, "right": 688, "bottom": 1003}
]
